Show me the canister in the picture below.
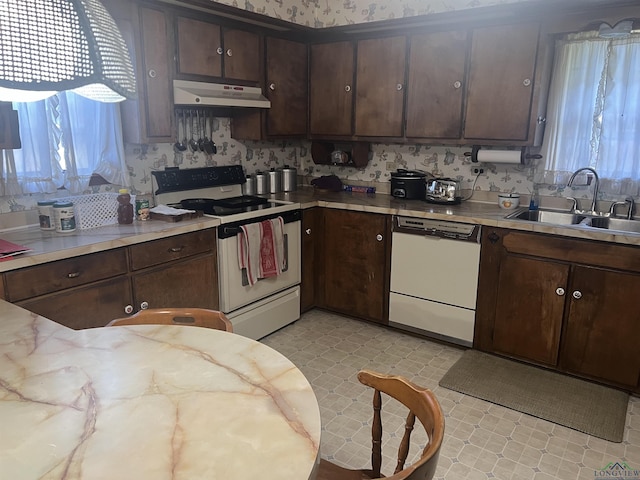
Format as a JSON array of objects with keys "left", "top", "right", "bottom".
[
  {"left": 255, "top": 171, "right": 269, "bottom": 194},
  {"left": 243, "top": 174, "right": 257, "bottom": 196},
  {"left": 53, "top": 201, "right": 76, "bottom": 233},
  {"left": 268, "top": 168, "right": 282, "bottom": 194},
  {"left": 281, "top": 165, "right": 297, "bottom": 192},
  {"left": 37, "top": 200, "right": 56, "bottom": 231}
]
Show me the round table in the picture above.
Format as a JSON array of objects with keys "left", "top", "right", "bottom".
[{"left": 0, "top": 302, "right": 321, "bottom": 480}]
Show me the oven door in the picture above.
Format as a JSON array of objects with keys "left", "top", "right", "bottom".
[{"left": 217, "top": 211, "right": 301, "bottom": 313}]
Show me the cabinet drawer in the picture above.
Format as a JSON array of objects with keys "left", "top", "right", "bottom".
[
  {"left": 129, "top": 229, "right": 216, "bottom": 271},
  {"left": 5, "top": 249, "right": 128, "bottom": 302}
]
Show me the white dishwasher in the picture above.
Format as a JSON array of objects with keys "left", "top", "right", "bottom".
[{"left": 389, "top": 216, "right": 481, "bottom": 347}]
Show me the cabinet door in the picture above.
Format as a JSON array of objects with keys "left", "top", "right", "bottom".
[
  {"left": 265, "top": 37, "right": 308, "bottom": 136},
  {"left": 18, "top": 277, "right": 133, "bottom": 330},
  {"left": 355, "top": 36, "right": 406, "bottom": 137},
  {"left": 309, "top": 42, "right": 354, "bottom": 136},
  {"left": 321, "top": 209, "right": 390, "bottom": 324},
  {"left": 223, "top": 29, "right": 261, "bottom": 82},
  {"left": 464, "top": 23, "right": 540, "bottom": 141},
  {"left": 177, "top": 16, "right": 222, "bottom": 77},
  {"left": 406, "top": 30, "right": 467, "bottom": 139},
  {"left": 132, "top": 254, "right": 218, "bottom": 311},
  {"left": 561, "top": 266, "right": 640, "bottom": 388},
  {"left": 301, "top": 208, "right": 321, "bottom": 312},
  {"left": 491, "top": 254, "right": 568, "bottom": 366}
]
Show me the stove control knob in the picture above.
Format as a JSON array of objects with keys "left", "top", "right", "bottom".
[{"left": 140, "top": 301, "right": 149, "bottom": 310}]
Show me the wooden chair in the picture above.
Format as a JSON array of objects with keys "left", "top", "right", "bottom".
[
  {"left": 317, "top": 369, "right": 444, "bottom": 480},
  {"left": 107, "top": 308, "right": 233, "bottom": 332}
]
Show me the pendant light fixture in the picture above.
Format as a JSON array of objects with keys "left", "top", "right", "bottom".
[{"left": 0, "top": 0, "right": 136, "bottom": 103}]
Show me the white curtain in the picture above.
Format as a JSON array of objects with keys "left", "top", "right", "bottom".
[
  {"left": 3, "top": 92, "right": 128, "bottom": 195},
  {"left": 537, "top": 31, "right": 640, "bottom": 196}
]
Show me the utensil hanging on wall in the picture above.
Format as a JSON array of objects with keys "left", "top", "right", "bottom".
[
  {"left": 174, "top": 110, "right": 187, "bottom": 152},
  {"left": 189, "top": 110, "right": 198, "bottom": 153}
]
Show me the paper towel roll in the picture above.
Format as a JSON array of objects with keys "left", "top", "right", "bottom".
[{"left": 476, "top": 149, "right": 523, "bottom": 164}]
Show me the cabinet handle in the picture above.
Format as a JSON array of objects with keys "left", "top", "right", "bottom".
[
  {"left": 148, "top": 69, "right": 156, "bottom": 78},
  {"left": 537, "top": 116, "right": 547, "bottom": 125},
  {"left": 226, "top": 49, "right": 233, "bottom": 57},
  {"left": 305, "top": 228, "right": 311, "bottom": 235},
  {"left": 216, "top": 47, "right": 223, "bottom": 55},
  {"left": 345, "top": 85, "right": 351, "bottom": 92},
  {"left": 523, "top": 78, "right": 532, "bottom": 87},
  {"left": 67, "top": 271, "right": 80, "bottom": 279},
  {"left": 453, "top": 81, "right": 462, "bottom": 89},
  {"left": 376, "top": 234, "right": 383, "bottom": 242},
  {"left": 124, "top": 305, "right": 134, "bottom": 314},
  {"left": 169, "top": 246, "right": 184, "bottom": 253},
  {"left": 555, "top": 287, "right": 565, "bottom": 296},
  {"left": 269, "top": 83, "right": 276, "bottom": 91},
  {"left": 396, "top": 84, "right": 403, "bottom": 91},
  {"left": 572, "top": 290, "right": 582, "bottom": 300},
  {"left": 140, "top": 301, "right": 149, "bottom": 310}
]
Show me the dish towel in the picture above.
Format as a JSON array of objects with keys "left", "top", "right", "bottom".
[{"left": 237, "top": 217, "right": 285, "bottom": 286}]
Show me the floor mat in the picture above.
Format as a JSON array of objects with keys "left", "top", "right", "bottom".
[{"left": 439, "top": 349, "right": 629, "bottom": 442}]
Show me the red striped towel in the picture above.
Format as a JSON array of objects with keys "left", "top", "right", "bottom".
[{"left": 237, "top": 217, "right": 285, "bottom": 286}]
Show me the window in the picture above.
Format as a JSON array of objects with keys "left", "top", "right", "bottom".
[
  {"left": 537, "top": 28, "right": 640, "bottom": 196},
  {"left": 1, "top": 91, "right": 128, "bottom": 196}
]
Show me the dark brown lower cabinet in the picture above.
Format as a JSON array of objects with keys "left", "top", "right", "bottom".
[
  {"left": 476, "top": 227, "right": 640, "bottom": 392},
  {"left": 318, "top": 209, "right": 391, "bottom": 324},
  {"left": 301, "top": 208, "right": 321, "bottom": 313}
]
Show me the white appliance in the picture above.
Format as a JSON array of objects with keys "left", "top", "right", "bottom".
[
  {"left": 389, "top": 216, "right": 481, "bottom": 347},
  {"left": 152, "top": 166, "right": 301, "bottom": 340}
]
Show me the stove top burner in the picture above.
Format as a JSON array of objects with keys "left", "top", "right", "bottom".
[{"left": 173, "top": 195, "right": 272, "bottom": 217}]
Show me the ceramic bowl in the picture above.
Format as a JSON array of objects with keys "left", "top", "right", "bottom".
[{"left": 498, "top": 194, "right": 520, "bottom": 210}]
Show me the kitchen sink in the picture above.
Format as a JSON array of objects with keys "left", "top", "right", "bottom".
[
  {"left": 505, "top": 208, "right": 640, "bottom": 234},
  {"left": 504, "top": 208, "right": 587, "bottom": 226},
  {"left": 589, "top": 217, "right": 640, "bottom": 234}
]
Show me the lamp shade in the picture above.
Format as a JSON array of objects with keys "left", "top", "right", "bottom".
[{"left": 0, "top": 0, "right": 136, "bottom": 102}]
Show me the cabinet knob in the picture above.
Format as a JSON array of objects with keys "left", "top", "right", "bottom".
[
  {"left": 226, "top": 49, "right": 233, "bottom": 57},
  {"left": 269, "top": 83, "right": 276, "bottom": 91},
  {"left": 305, "top": 228, "right": 311, "bottom": 235},
  {"left": 523, "top": 78, "right": 532, "bottom": 87},
  {"left": 572, "top": 290, "right": 582, "bottom": 300},
  {"left": 376, "top": 234, "right": 383, "bottom": 242},
  {"left": 67, "top": 271, "right": 81, "bottom": 279},
  {"left": 345, "top": 85, "right": 351, "bottom": 92},
  {"left": 537, "top": 116, "right": 547, "bottom": 124},
  {"left": 148, "top": 69, "right": 156, "bottom": 78},
  {"left": 169, "top": 246, "right": 184, "bottom": 253},
  {"left": 453, "top": 81, "right": 462, "bottom": 89},
  {"left": 396, "top": 84, "right": 403, "bottom": 91},
  {"left": 555, "top": 287, "right": 565, "bottom": 296},
  {"left": 216, "top": 47, "right": 223, "bottom": 55},
  {"left": 140, "top": 301, "right": 149, "bottom": 310},
  {"left": 124, "top": 305, "right": 134, "bottom": 314}
]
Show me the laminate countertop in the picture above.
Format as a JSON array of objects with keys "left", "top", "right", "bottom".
[
  {"left": 269, "top": 187, "right": 640, "bottom": 247},
  {"left": 0, "top": 300, "right": 321, "bottom": 480},
  {"left": 0, "top": 216, "right": 220, "bottom": 273}
]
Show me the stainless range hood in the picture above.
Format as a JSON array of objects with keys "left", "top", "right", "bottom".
[{"left": 173, "top": 80, "right": 270, "bottom": 108}]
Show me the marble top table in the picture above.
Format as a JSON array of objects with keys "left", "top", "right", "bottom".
[{"left": 0, "top": 301, "right": 321, "bottom": 480}]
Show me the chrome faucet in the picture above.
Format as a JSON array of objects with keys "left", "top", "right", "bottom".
[
  {"left": 567, "top": 167, "right": 600, "bottom": 214},
  {"left": 609, "top": 196, "right": 635, "bottom": 219}
]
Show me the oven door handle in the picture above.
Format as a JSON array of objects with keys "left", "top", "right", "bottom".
[{"left": 217, "top": 210, "right": 301, "bottom": 239}]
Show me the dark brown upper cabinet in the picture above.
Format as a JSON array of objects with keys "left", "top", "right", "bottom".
[
  {"left": 405, "top": 30, "right": 468, "bottom": 139},
  {"left": 176, "top": 16, "right": 261, "bottom": 84},
  {"left": 354, "top": 36, "right": 406, "bottom": 137},
  {"left": 264, "top": 37, "right": 308, "bottom": 137},
  {"left": 309, "top": 41, "right": 355, "bottom": 136},
  {"left": 463, "top": 23, "right": 541, "bottom": 142}
]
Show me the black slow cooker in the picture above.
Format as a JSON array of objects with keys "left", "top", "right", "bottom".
[{"left": 390, "top": 169, "right": 428, "bottom": 199}]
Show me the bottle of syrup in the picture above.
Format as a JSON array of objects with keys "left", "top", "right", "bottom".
[{"left": 117, "top": 189, "right": 134, "bottom": 224}]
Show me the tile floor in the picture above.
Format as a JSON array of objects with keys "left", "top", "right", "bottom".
[{"left": 261, "top": 309, "right": 640, "bottom": 480}]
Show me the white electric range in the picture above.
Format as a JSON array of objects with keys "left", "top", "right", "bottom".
[{"left": 152, "top": 166, "right": 301, "bottom": 340}]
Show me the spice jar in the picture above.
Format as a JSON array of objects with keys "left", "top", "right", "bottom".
[
  {"left": 53, "top": 202, "right": 76, "bottom": 233},
  {"left": 37, "top": 200, "right": 56, "bottom": 231}
]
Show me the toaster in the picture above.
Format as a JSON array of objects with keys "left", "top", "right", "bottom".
[{"left": 425, "top": 178, "right": 462, "bottom": 204}]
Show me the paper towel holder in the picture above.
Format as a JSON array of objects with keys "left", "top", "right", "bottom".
[{"left": 464, "top": 146, "right": 542, "bottom": 165}]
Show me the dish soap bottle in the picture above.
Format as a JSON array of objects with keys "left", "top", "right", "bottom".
[
  {"left": 117, "top": 189, "right": 134, "bottom": 224},
  {"left": 529, "top": 185, "right": 540, "bottom": 211}
]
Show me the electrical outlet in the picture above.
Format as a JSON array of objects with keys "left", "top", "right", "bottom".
[
  {"left": 386, "top": 162, "right": 397, "bottom": 171},
  {"left": 471, "top": 166, "right": 484, "bottom": 175}
]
